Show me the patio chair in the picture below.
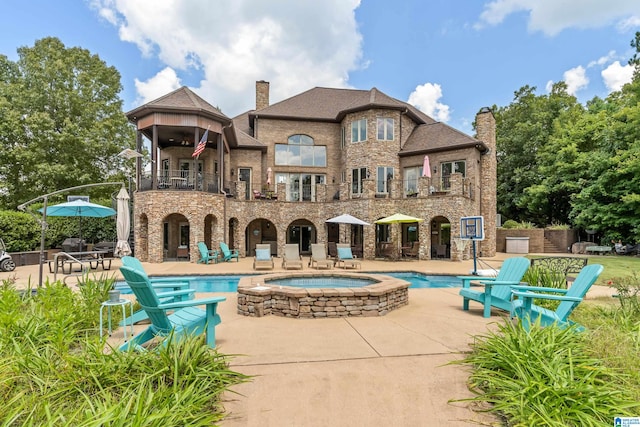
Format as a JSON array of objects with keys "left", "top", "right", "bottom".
[
  {"left": 197, "top": 241, "right": 219, "bottom": 264},
  {"left": 118, "top": 266, "right": 226, "bottom": 351},
  {"left": 253, "top": 243, "right": 274, "bottom": 270},
  {"left": 310, "top": 243, "right": 334, "bottom": 269},
  {"left": 336, "top": 243, "right": 361, "bottom": 269},
  {"left": 118, "top": 256, "right": 194, "bottom": 326},
  {"left": 282, "top": 244, "right": 304, "bottom": 270},
  {"left": 457, "top": 257, "right": 530, "bottom": 318},
  {"left": 328, "top": 242, "right": 338, "bottom": 262},
  {"left": 403, "top": 241, "right": 420, "bottom": 259},
  {"left": 511, "top": 264, "right": 603, "bottom": 332},
  {"left": 219, "top": 242, "right": 239, "bottom": 262}
]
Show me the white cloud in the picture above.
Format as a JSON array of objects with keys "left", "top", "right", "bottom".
[
  {"left": 563, "top": 66, "right": 589, "bottom": 95},
  {"left": 92, "top": 0, "right": 364, "bottom": 117},
  {"left": 134, "top": 67, "right": 182, "bottom": 104},
  {"left": 476, "top": 0, "right": 640, "bottom": 36},
  {"left": 601, "top": 61, "right": 635, "bottom": 92},
  {"left": 617, "top": 15, "right": 640, "bottom": 32},
  {"left": 588, "top": 50, "right": 617, "bottom": 68},
  {"left": 407, "top": 83, "right": 450, "bottom": 122}
]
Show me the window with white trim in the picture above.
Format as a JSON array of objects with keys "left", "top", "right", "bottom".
[
  {"left": 441, "top": 161, "right": 466, "bottom": 189},
  {"left": 376, "top": 166, "right": 394, "bottom": 193},
  {"left": 351, "top": 119, "right": 367, "bottom": 143},
  {"left": 275, "top": 134, "right": 326, "bottom": 166},
  {"left": 376, "top": 118, "right": 394, "bottom": 141},
  {"left": 351, "top": 167, "right": 367, "bottom": 194},
  {"left": 403, "top": 166, "right": 423, "bottom": 193}
]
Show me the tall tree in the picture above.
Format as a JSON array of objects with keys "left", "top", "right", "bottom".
[
  {"left": 495, "top": 83, "right": 579, "bottom": 225},
  {"left": 0, "top": 37, "right": 134, "bottom": 208}
]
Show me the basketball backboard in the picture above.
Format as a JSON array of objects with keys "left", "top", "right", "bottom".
[{"left": 460, "top": 216, "right": 484, "bottom": 240}]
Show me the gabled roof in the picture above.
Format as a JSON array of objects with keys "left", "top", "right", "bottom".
[
  {"left": 248, "top": 87, "right": 435, "bottom": 125},
  {"left": 125, "top": 86, "right": 230, "bottom": 123},
  {"left": 400, "top": 122, "right": 487, "bottom": 156},
  {"left": 230, "top": 111, "right": 266, "bottom": 150}
]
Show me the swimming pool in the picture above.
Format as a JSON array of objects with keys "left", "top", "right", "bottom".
[{"left": 115, "top": 272, "right": 461, "bottom": 293}]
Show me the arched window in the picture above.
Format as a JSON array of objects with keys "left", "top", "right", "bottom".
[{"left": 275, "top": 134, "right": 326, "bottom": 166}]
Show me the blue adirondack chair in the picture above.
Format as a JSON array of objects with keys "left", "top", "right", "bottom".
[
  {"left": 511, "top": 264, "right": 603, "bottom": 332},
  {"left": 118, "top": 256, "right": 194, "bottom": 326},
  {"left": 197, "top": 241, "right": 219, "bottom": 264},
  {"left": 458, "top": 256, "right": 530, "bottom": 318},
  {"left": 219, "top": 242, "right": 239, "bottom": 262},
  {"left": 118, "top": 265, "right": 226, "bottom": 351}
]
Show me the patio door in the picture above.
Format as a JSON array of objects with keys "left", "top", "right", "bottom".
[{"left": 238, "top": 168, "right": 251, "bottom": 200}]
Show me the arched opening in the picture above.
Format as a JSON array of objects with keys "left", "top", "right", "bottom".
[
  {"left": 246, "top": 218, "right": 277, "bottom": 257},
  {"left": 430, "top": 216, "right": 451, "bottom": 259},
  {"left": 163, "top": 213, "right": 189, "bottom": 261},
  {"left": 286, "top": 219, "right": 316, "bottom": 255}
]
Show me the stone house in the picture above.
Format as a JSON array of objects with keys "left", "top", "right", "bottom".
[{"left": 125, "top": 82, "right": 496, "bottom": 263}]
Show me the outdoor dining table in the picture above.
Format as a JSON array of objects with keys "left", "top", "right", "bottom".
[{"left": 49, "top": 250, "right": 110, "bottom": 274}]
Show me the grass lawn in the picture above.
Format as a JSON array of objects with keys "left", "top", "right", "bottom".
[{"left": 529, "top": 254, "right": 640, "bottom": 284}]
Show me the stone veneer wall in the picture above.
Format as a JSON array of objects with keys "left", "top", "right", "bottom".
[
  {"left": 236, "top": 273, "right": 409, "bottom": 318},
  {"left": 476, "top": 108, "right": 497, "bottom": 257},
  {"left": 134, "top": 191, "right": 226, "bottom": 263}
]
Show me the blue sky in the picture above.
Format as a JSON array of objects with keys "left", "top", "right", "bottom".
[{"left": 1, "top": 0, "right": 639, "bottom": 134}]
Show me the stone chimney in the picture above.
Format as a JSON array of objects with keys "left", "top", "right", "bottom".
[
  {"left": 476, "top": 107, "right": 497, "bottom": 257},
  {"left": 256, "top": 80, "right": 270, "bottom": 110}
]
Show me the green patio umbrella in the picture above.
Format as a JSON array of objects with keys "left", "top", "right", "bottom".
[{"left": 375, "top": 213, "right": 424, "bottom": 258}]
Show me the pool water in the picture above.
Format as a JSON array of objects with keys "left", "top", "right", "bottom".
[{"left": 115, "top": 272, "right": 461, "bottom": 293}]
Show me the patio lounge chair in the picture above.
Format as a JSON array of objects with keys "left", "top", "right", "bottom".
[
  {"left": 219, "top": 242, "right": 239, "bottom": 262},
  {"left": 458, "top": 257, "right": 530, "bottom": 318},
  {"left": 118, "top": 265, "right": 226, "bottom": 351},
  {"left": 282, "top": 244, "right": 304, "bottom": 269},
  {"left": 197, "top": 241, "right": 219, "bottom": 264},
  {"left": 253, "top": 243, "right": 274, "bottom": 270},
  {"left": 511, "top": 264, "right": 603, "bottom": 332},
  {"left": 336, "top": 244, "right": 361, "bottom": 269},
  {"left": 310, "top": 243, "right": 333, "bottom": 269},
  {"left": 119, "top": 256, "right": 194, "bottom": 326}
]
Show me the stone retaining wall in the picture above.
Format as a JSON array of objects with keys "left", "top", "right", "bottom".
[{"left": 237, "top": 272, "right": 409, "bottom": 318}]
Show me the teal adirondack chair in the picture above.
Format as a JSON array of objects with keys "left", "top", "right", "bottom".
[
  {"left": 511, "top": 264, "right": 603, "bottom": 332},
  {"left": 197, "top": 241, "right": 219, "bottom": 264},
  {"left": 118, "top": 265, "right": 226, "bottom": 351},
  {"left": 219, "top": 242, "right": 239, "bottom": 262},
  {"left": 118, "top": 256, "right": 194, "bottom": 326},
  {"left": 458, "top": 257, "right": 530, "bottom": 318}
]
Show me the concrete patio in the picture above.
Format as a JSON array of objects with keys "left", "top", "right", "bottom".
[{"left": 1, "top": 254, "right": 616, "bottom": 426}]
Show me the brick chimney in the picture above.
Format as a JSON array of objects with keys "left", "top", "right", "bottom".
[
  {"left": 476, "top": 107, "right": 497, "bottom": 257},
  {"left": 256, "top": 80, "right": 270, "bottom": 110}
]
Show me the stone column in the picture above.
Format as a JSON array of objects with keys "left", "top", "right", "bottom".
[{"left": 476, "top": 107, "right": 497, "bottom": 257}]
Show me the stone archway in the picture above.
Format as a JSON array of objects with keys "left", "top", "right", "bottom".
[{"left": 430, "top": 216, "right": 451, "bottom": 259}]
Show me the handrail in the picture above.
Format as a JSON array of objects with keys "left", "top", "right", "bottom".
[{"left": 52, "top": 251, "right": 90, "bottom": 284}]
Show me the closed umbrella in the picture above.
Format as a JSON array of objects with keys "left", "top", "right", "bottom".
[
  {"left": 40, "top": 199, "right": 116, "bottom": 242},
  {"left": 114, "top": 187, "right": 132, "bottom": 257},
  {"left": 422, "top": 155, "right": 431, "bottom": 178},
  {"left": 266, "top": 167, "right": 272, "bottom": 187}
]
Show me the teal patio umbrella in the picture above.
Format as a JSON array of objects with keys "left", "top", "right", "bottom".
[{"left": 40, "top": 200, "right": 116, "bottom": 242}]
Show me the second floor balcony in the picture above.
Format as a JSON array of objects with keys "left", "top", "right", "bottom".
[{"left": 137, "top": 172, "right": 474, "bottom": 202}]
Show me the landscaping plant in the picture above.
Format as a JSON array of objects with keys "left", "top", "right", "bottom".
[
  {"left": 0, "top": 277, "right": 248, "bottom": 426},
  {"left": 453, "top": 319, "right": 640, "bottom": 425}
]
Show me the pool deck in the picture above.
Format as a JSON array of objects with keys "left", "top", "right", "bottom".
[{"left": 1, "top": 254, "right": 616, "bottom": 426}]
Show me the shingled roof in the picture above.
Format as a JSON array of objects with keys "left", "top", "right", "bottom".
[
  {"left": 125, "top": 86, "right": 230, "bottom": 123},
  {"left": 248, "top": 87, "right": 436, "bottom": 125},
  {"left": 401, "top": 122, "right": 487, "bottom": 156}
]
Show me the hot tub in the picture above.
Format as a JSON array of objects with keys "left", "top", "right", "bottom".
[{"left": 237, "top": 271, "right": 410, "bottom": 318}]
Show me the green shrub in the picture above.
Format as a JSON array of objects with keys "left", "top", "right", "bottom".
[
  {"left": 501, "top": 219, "right": 518, "bottom": 229},
  {"left": 0, "top": 277, "right": 248, "bottom": 425},
  {"left": 452, "top": 319, "right": 640, "bottom": 425}
]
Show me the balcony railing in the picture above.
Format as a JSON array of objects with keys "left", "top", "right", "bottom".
[{"left": 137, "top": 173, "right": 473, "bottom": 202}]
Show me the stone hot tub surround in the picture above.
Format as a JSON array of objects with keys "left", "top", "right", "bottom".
[{"left": 237, "top": 272, "right": 410, "bottom": 318}]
